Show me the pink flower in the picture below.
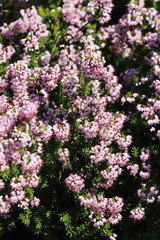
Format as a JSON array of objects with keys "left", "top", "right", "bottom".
[
  {"left": 39, "top": 65, "right": 61, "bottom": 92},
  {"left": 130, "top": 207, "right": 145, "bottom": 221},
  {"left": 0, "top": 196, "right": 10, "bottom": 214},
  {"left": 0, "top": 95, "right": 9, "bottom": 114},
  {"left": 110, "top": 233, "right": 117, "bottom": 240},
  {"left": 31, "top": 197, "right": 40, "bottom": 207},
  {"left": 40, "top": 51, "right": 51, "bottom": 65},
  {"left": 127, "top": 164, "right": 139, "bottom": 176},
  {"left": 79, "top": 120, "right": 99, "bottom": 139},
  {"left": 140, "top": 149, "right": 150, "bottom": 162},
  {"left": 19, "top": 101, "right": 39, "bottom": 123},
  {"left": 53, "top": 120, "right": 70, "bottom": 143},
  {"left": 65, "top": 174, "right": 85, "bottom": 193},
  {"left": 0, "top": 180, "right": 4, "bottom": 190},
  {"left": 21, "top": 152, "right": 42, "bottom": 175}
]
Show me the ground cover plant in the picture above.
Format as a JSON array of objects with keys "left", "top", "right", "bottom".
[{"left": 0, "top": 0, "right": 160, "bottom": 239}]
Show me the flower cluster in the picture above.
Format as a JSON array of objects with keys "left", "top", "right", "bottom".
[
  {"left": 65, "top": 174, "right": 85, "bottom": 193},
  {"left": 0, "top": 0, "right": 160, "bottom": 239},
  {"left": 0, "top": 6, "right": 49, "bottom": 40},
  {"left": 0, "top": 5, "right": 60, "bottom": 215},
  {"left": 79, "top": 194, "right": 124, "bottom": 227},
  {"left": 0, "top": 44, "right": 15, "bottom": 64},
  {"left": 61, "top": 0, "right": 114, "bottom": 43},
  {"left": 129, "top": 207, "right": 145, "bottom": 221}
]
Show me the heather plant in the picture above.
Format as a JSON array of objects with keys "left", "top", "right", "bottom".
[{"left": 0, "top": 0, "right": 160, "bottom": 240}]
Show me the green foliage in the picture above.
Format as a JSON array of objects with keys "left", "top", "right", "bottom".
[
  {"left": 60, "top": 212, "right": 76, "bottom": 238},
  {"left": 0, "top": 170, "right": 11, "bottom": 182},
  {"left": 131, "top": 146, "right": 139, "bottom": 158},
  {"left": 18, "top": 210, "right": 31, "bottom": 227},
  {"left": 0, "top": 1, "right": 160, "bottom": 240}
]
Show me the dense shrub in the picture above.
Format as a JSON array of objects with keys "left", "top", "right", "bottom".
[{"left": 0, "top": 0, "right": 160, "bottom": 239}]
